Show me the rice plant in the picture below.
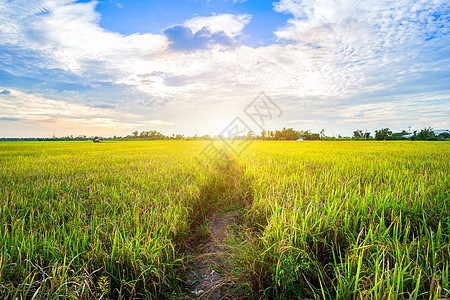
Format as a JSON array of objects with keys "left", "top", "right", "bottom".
[
  {"left": 1, "top": 140, "right": 448, "bottom": 299},
  {"left": 234, "top": 141, "right": 449, "bottom": 299},
  {"left": 0, "top": 141, "right": 213, "bottom": 298}
]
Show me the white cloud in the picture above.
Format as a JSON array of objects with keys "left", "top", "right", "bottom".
[
  {"left": 0, "top": 88, "right": 172, "bottom": 136},
  {"left": 0, "top": 0, "right": 167, "bottom": 77},
  {"left": 0, "top": 88, "right": 130, "bottom": 121},
  {"left": 184, "top": 13, "right": 252, "bottom": 38},
  {"left": 0, "top": 0, "right": 449, "bottom": 136},
  {"left": 273, "top": 0, "right": 450, "bottom": 51}
]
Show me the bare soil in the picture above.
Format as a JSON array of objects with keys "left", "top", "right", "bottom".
[{"left": 183, "top": 210, "right": 241, "bottom": 299}]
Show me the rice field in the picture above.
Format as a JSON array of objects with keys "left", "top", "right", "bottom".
[
  {"left": 0, "top": 141, "right": 449, "bottom": 299},
  {"left": 237, "top": 141, "right": 449, "bottom": 299}
]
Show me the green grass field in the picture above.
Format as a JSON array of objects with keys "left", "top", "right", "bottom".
[{"left": 1, "top": 141, "right": 449, "bottom": 299}]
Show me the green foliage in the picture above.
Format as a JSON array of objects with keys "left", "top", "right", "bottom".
[
  {"left": 353, "top": 129, "right": 363, "bottom": 139},
  {"left": 201, "top": 134, "right": 212, "bottom": 141},
  {"left": 439, "top": 132, "right": 449, "bottom": 139},
  {"left": 375, "top": 128, "right": 392, "bottom": 140},
  {"left": 96, "top": 276, "right": 110, "bottom": 298},
  {"left": 199, "top": 218, "right": 210, "bottom": 239},
  {"left": 271, "top": 248, "right": 312, "bottom": 297},
  {"left": 418, "top": 126, "right": 435, "bottom": 140},
  {"left": 139, "top": 129, "right": 168, "bottom": 140},
  {"left": 320, "top": 129, "right": 325, "bottom": 138},
  {"left": 258, "top": 128, "right": 322, "bottom": 140}
]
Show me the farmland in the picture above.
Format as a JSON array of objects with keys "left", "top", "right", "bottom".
[{"left": 0, "top": 141, "right": 449, "bottom": 299}]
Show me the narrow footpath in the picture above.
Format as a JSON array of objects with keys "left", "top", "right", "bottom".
[
  {"left": 184, "top": 211, "right": 240, "bottom": 299},
  {"left": 182, "top": 153, "right": 253, "bottom": 299}
]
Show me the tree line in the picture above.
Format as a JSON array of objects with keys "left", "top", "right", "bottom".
[
  {"left": 121, "top": 127, "right": 448, "bottom": 141},
  {"left": 369, "top": 127, "right": 448, "bottom": 141},
  {"left": 1, "top": 127, "right": 447, "bottom": 142},
  {"left": 252, "top": 127, "right": 448, "bottom": 141}
]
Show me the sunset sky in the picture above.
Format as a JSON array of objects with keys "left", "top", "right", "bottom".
[{"left": 1, "top": 0, "right": 449, "bottom": 137}]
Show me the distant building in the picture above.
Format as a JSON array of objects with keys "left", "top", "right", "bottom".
[
  {"left": 297, "top": 137, "right": 305, "bottom": 141},
  {"left": 402, "top": 133, "right": 414, "bottom": 139}
]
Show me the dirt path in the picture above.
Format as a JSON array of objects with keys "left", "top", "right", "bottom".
[
  {"left": 181, "top": 153, "right": 253, "bottom": 299},
  {"left": 183, "top": 210, "right": 241, "bottom": 299}
]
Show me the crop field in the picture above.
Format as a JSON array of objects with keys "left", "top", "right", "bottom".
[{"left": 0, "top": 141, "right": 449, "bottom": 299}]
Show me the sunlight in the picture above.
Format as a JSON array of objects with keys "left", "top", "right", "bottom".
[{"left": 207, "top": 112, "right": 235, "bottom": 136}]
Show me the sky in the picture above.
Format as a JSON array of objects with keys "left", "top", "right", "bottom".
[{"left": 0, "top": 0, "right": 449, "bottom": 138}]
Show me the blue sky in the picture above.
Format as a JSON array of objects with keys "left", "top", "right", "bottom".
[
  {"left": 0, "top": 0, "right": 449, "bottom": 137},
  {"left": 97, "top": 0, "right": 289, "bottom": 46}
]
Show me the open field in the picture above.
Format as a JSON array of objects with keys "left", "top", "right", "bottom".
[{"left": 0, "top": 141, "right": 449, "bottom": 299}]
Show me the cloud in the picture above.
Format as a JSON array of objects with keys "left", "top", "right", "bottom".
[
  {"left": 0, "top": 90, "right": 11, "bottom": 95},
  {"left": 143, "top": 120, "right": 174, "bottom": 125},
  {"left": 184, "top": 13, "right": 251, "bottom": 37},
  {"left": 273, "top": 0, "right": 450, "bottom": 51},
  {"left": 268, "top": 0, "right": 450, "bottom": 99},
  {"left": 164, "top": 76, "right": 186, "bottom": 87},
  {"left": 0, "top": 88, "right": 161, "bottom": 136},
  {"left": 0, "top": 0, "right": 167, "bottom": 81},
  {"left": 91, "top": 103, "right": 116, "bottom": 109},
  {"left": 0, "top": 0, "right": 449, "bottom": 137},
  {"left": 216, "top": 0, "right": 249, "bottom": 4},
  {"left": 0, "top": 117, "right": 20, "bottom": 121},
  {"left": 163, "top": 25, "right": 234, "bottom": 51}
]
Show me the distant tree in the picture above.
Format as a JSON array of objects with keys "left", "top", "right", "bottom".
[
  {"left": 438, "top": 132, "right": 449, "bottom": 139},
  {"left": 284, "top": 128, "right": 299, "bottom": 140},
  {"left": 417, "top": 127, "right": 434, "bottom": 140},
  {"left": 363, "top": 131, "right": 371, "bottom": 140},
  {"left": 260, "top": 130, "right": 267, "bottom": 140},
  {"left": 375, "top": 128, "right": 392, "bottom": 140},
  {"left": 132, "top": 131, "right": 138, "bottom": 137},
  {"left": 320, "top": 129, "right": 325, "bottom": 139},
  {"left": 309, "top": 133, "right": 320, "bottom": 140},
  {"left": 353, "top": 129, "right": 363, "bottom": 139},
  {"left": 274, "top": 130, "right": 283, "bottom": 140}
]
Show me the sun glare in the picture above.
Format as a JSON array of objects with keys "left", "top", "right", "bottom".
[{"left": 211, "top": 113, "right": 234, "bottom": 135}]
